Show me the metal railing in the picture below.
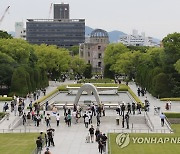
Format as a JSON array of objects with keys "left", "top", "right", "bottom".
[
  {"left": 108, "top": 128, "right": 172, "bottom": 134},
  {"left": 164, "top": 116, "right": 173, "bottom": 133},
  {"left": 0, "top": 128, "right": 46, "bottom": 133},
  {"left": 144, "top": 111, "right": 154, "bottom": 131},
  {"left": 8, "top": 115, "right": 23, "bottom": 130}
]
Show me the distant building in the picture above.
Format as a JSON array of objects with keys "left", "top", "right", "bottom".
[
  {"left": 54, "top": 3, "right": 69, "bottom": 19},
  {"left": 118, "top": 30, "right": 159, "bottom": 47},
  {"left": 79, "top": 29, "right": 109, "bottom": 73},
  {"left": 26, "top": 19, "right": 85, "bottom": 47},
  {"left": 15, "top": 22, "right": 26, "bottom": 40},
  {"left": 26, "top": 3, "right": 85, "bottom": 47}
]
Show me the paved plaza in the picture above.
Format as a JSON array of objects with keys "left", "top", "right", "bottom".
[{"left": 0, "top": 80, "right": 180, "bottom": 154}]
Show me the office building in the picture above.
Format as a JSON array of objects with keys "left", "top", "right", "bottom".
[{"left": 26, "top": 4, "right": 85, "bottom": 47}]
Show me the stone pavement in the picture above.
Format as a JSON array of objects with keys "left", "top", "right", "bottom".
[
  {"left": 1, "top": 80, "right": 180, "bottom": 154},
  {"left": 128, "top": 81, "right": 180, "bottom": 131}
]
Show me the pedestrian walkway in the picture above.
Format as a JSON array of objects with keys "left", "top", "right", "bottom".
[
  {"left": 1, "top": 80, "right": 180, "bottom": 154},
  {"left": 128, "top": 81, "right": 178, "bottom": 131}
]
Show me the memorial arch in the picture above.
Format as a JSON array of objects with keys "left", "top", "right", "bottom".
[{"left": 74, "top": 83, "right": 101, "bottom": 105}]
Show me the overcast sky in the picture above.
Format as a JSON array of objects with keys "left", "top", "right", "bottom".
[{"left": 0, "top": 0, "right": 180, "bottom": 39}]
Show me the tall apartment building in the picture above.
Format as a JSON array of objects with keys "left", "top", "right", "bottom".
[
  {"left": 79, "top": 29, "right": 109, "bottom": 73},
  {"left": 26, "top": 3, "right": 85, "bottom": 47}
]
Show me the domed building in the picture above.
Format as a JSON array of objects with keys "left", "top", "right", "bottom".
[{"left": 79, "top": 29, "right": 109, "bottom": 74}]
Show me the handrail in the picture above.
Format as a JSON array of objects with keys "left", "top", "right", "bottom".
[
  {"left": 8, "top": 115, "right": 23, "bottom": 130},
  {"left": 0, "top": 128, "right": 46, "bottom": 133},
  {"left": 164, "top": 116, "right": 173, "bottom": 133},
  {"left": 144, "top": 112, "right": 154, "bottom": 131}
]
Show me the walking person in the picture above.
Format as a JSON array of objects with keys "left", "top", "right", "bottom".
[
  {"left": 121, "top": 103, "right": 125, "bottom": 116},
  {"left": 27, "top": 112, "right": 31, "bottom": 126},
  {"left": 45, "top": 114, "right": 51, "bottom": 127},
  {"left": 98, "top": 138, "right": 104, "bottom": 154},
  {"left": 85, "top": 115, "right": 89, "bottom": 128},
  {"left": 132, "top": 103, "right": 136, "bottom": 115},
  {"left": 36, "top": 137, "right": 42, "bottom": 154},
  {"left": 56, "top": 113, "right": 60, "bottom": 126},
  {"left": 96, "top": 114, "right": 100, "bottom": 126},
  {"left": 22, "top": 113, "right": 27, "bottom": 125},
  {"left": 160, "top": 112, "right": 165, "bottom": 127},
  {"left": 95, "top": 127, "right": 100, "bottom": 142},
  {"left": 67, "top": 113, "right": 71, "bottom": 127},
  {"left": 89, "top": 125, "right": 95, "bottom": 143},
  {"left": 102, "top": 133, "right": 108, "bottom": 153},
  {"left": 127, "top": 103, "right": 131, "bottom": 114},
  {"left": 125, "top": 112, "right": 129, "bottom": 129}
]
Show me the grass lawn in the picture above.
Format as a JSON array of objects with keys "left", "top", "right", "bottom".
[
  {"left": 0, "top": 133, "right": 39, "bottom": 154},
  {"left": 108, "top": 124, "right": 180, "bottom": 154}
]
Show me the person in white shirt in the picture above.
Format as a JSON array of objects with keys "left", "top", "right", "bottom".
[
  {"left": 160, "top": 112, "right": 165, "bottom": 127},
  {"left": 85, "top": 115, "right": 89, "bottom": 128},
  {"left": 56, "top": 113, "right": 60, "bottom": 126}
]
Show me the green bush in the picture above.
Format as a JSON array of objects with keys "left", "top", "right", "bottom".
[
  {"left": 165, "top": 113, "right": 180, "bottom": 118},
  {"left": 0, "top": 97, "right": 12, "bottom": 101},
  {"left": 160, "top": 98, "right": 180, "bottom": 101}
]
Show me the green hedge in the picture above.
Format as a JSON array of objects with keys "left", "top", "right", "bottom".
[
  {"left": 160, "top": 98, "right": 180, "bottom": 101},
  {"left": 0, "top": 97, "right": 12, "bottom": 101},
  {"left": 118, "top": 84, "right": 129, "bottom": 91},
  {"left": 34, "top": 88, "right": 58, "bottom": 104},
  {"left": 165, "top": 113, "right": 180, "bottom": 118},
  {"left": 58, "top": 85, "right": 68, "bottom": 91},
  {"left": 0, "top": 112, "right": 6, "bottom": 120},
  {"left": 118, "top": 84, "right": 143, "bottom": 106},
  {"left": 68, "top": 83, "right": 118, "bottom": 87},
  {"left": 77, "top": 78, "right": 114, "bottom": 83}
]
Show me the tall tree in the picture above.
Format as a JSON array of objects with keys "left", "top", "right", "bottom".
[{"left": 0, "top": 30, "right": 12, "bottom": 39}]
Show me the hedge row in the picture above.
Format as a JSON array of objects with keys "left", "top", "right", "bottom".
[
  {"left": 0, "top": 97, "right": 12, "bottom": 101},
  {"left": 68, "top": 83, "right": 119, "bottom": 87},
  {"left": 118, "top": 84, "right": 143, "bottom": 106},
  {"left": 0, "top": 112, "right": 6, "bottom": 120},
  {"left": 77, "top": 78, "right": 114, "bottom": 83},
  {"left": 165, "top": 113, "right": 180, "bottom": 118},
  {"left": 160, "top": 98, "right": 180, "bottom": 101},
  {"left": 34, "top": 88, "right": 58, "bottom": 104},
  {"left": 58, "top": 85, "right": 68, "bottom": 91}
]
